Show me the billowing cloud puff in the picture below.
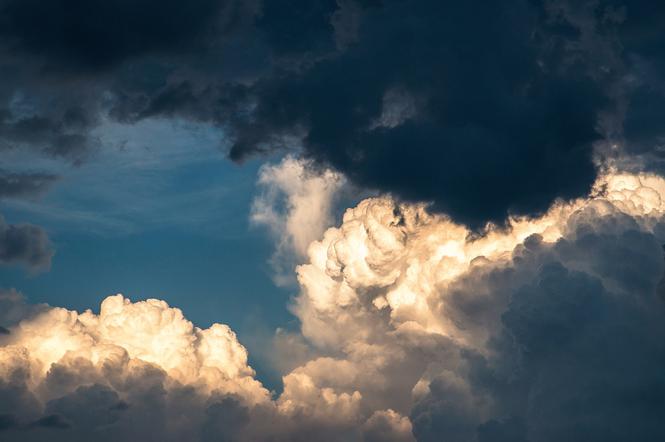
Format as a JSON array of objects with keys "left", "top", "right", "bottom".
[
  {"left": 3, "top": 171, "right": 665, "bottom": 440},
  {"left": 0, "top": 293, "right": 272, "bottom": 440},
  {"left": 288, "top": 171, "right": 665, "bottom": 440},
  {"left": 8, "top": 294, "right": 266, "bottom": 399},
  {"left": 251, "top": 155, "right": 345, "bottom": 285}
]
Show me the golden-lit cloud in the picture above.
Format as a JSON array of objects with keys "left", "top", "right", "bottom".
[
  {"left": 296, "top": 171, "right": 665, "bottom": 344},
  {"left": 1, "top": 294, "right": 269, "bottom": 405},
  {"left": 2, "top": 171, "right": 665, "bottom": 440}
]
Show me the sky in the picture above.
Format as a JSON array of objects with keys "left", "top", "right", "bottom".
[
  {"left": 1, "top": 1, "right": 665, "bottom": 441},
  {"left": 1, "top": 119, "right": 271, "bottom": 307},
  {"left": 0, "top": 118, "right": 297, "bottom": 387}
]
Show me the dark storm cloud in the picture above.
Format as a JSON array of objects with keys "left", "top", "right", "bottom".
[
  {"left": 0, "top": 0, "right": 664, "bottom": 224},
  {"left": 0, "top": 170, "right": 58, "bottom": 199},
  {"left": 230, "top": 1, "right": 610, "bottom": 226},
  {"left": 0, "top": 0, "right": 258, "bottom": 70},
  {"left": 542, "top": 0, "right": 665, "bottom": 169},
  {"left": 608, "top": 2, "right": 665, "bottom": 167},
  {"left": 218, "top": 0, "right": 665, "bottom": 225},
  {"left": 0, "top": 216, "right": 54, "bottom": 271},
  {"left": 0, "top": 104, "right": 96, "bottom": 163},
  {"left": 0, "top": 0, "right": 261, "bottom": 164}
]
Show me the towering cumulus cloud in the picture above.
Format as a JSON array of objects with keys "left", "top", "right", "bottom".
[
  {"left": 289, "top": 171, "right": 665, "bottom": 441},
  {"left": 0, "top": 293, "right": 272, "bottom": 440},
  {"left": 3, "top": 171, "right": 665, "bottom": 440}
]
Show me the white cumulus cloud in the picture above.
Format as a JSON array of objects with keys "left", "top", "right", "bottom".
[{"left": 3, "top": 171, "right": 665, "bottom": 440}]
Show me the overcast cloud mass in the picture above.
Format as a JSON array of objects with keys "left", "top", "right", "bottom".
[{"left": 2, "top": 0, "right": 665, "bottom": 441}]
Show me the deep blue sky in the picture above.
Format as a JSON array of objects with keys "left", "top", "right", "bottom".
[{"left": 0, "top": 118, "right": 295, "bottom": 389}]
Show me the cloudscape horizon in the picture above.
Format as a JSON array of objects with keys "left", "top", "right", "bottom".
[{"left": 2, "top": 1, "right": 665, "bottom": 441}]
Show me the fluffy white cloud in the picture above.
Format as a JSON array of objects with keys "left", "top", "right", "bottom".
[
  {"left": 295, "top": 172, "right": 665, "bottom": 346},
  {"left": 0, "top": 292, "right": 411, "bottom": 441},
  {"left": 3, "top": 171, "right": 665, "bottom": 440},
  {"left": 2, "top": 294, "right": 268, "bottom": 403},
  {"left": 0, "top": 293, "right": 275, "bottom": 440}
]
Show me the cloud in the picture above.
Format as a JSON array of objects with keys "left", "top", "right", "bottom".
[
  {"left": 229, "top": 0, "right": 611, "bottom": 226},
  {"left": 0, "top": 293, "right": 270, "bottom": 440},
  {"left": 0, "top": 291, "right": 418, "bottom": 441},
  {"left": 0, "top": 106, "right": 97, "bottom": 164},
  {"left": 0, "top": 0, "right": 259, "bottom": 70},
  {"left": 362, "top": 409, "right": 415, "bottom": 442},
  {"left": 542, "top": 1, "right": 665, "bottom": 171},
  {"left": 286, "top": 171, "right": 665, "bottom": 441},
  {"left": 0, "top": 171, "right": 58, "bottom": 200},
  {"left": 3, "top": 171, "right": 665, "bottom": 440},
  {"left": 0, "top": 215, "right": 53, "bottom": 271},
  {"left": 251, "top": 156, "right": 345, "bottom": 285},
  {"left": 0, "top": 169, "right": 57, "bottom": 273},
  {"left": 0, "top": 1, "right": 663, "bottom": 226},
  {"left": 0, "top": 0, "right": 260, "bottom": 165},
  {"left": 30, "top": 414, "right": 70, "bottom": 429},
  {"left": 0, "top": 289, "right": 47, "bottom": 329},
  {"left": 1, "top": 2, "right": 665, "bottom": 438}
]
